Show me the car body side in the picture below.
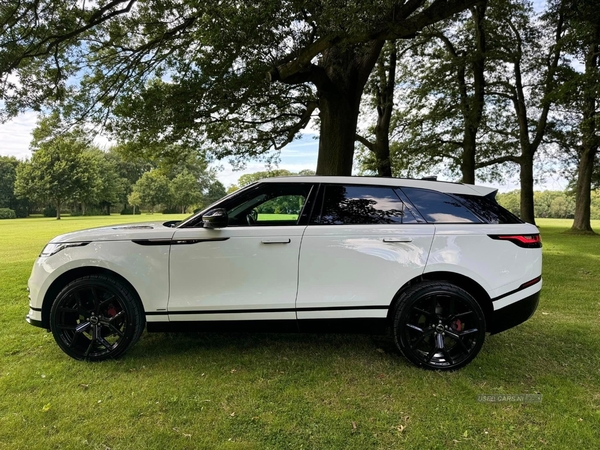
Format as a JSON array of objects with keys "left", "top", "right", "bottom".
[{"left": 27, "top": 177, "right": 542, "bottom": 339}]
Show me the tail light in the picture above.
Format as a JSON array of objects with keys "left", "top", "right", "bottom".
[{"left": 488, "top": 234, "right": 542, "bottom": 248}]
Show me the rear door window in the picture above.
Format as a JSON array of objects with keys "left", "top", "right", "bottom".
[{"left": 313, "top": 185, "right": 418, "bottom": 224}]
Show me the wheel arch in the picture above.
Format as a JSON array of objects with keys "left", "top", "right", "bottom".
[
  {"left": 41, "top": 267, "right": 144, "bottom": 329},
  {"left": 388, "top": 271, "right": 493, "bottom": 331}
]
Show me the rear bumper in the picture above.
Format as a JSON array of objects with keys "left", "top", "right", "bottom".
[{"left": 489, "top": 290, "right": 540, "bottom": 334}]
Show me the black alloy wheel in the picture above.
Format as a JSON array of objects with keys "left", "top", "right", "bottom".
[
  {"left": 393, "top": 281, "right": 486, "bottom": 370},
  {"left": 50, "top": 275, "right": 145, "bottom": 361}
]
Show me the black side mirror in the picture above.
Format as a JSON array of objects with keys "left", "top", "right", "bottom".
[{"left": 202, "top": 208, "right": 228, "bottom": 229}]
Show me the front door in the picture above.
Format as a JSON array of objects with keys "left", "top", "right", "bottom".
[{"left": 168, "top": 182, "right": 314, "bottom": 323}]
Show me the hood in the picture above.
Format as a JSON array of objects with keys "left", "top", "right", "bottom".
[{"left": 49, "top": 222, "right": 177, "bottom": 244}]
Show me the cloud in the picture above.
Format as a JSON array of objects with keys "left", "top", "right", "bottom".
[
  {"left": 0, "top": 111, "right": 37, "bottom": 160},
  {"left": 213, "top": 133, "right": 319, "bottom": 186}
]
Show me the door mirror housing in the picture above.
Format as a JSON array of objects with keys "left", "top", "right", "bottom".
[{"left": 202, "top": 208, "right": 228, "bottom": 229}]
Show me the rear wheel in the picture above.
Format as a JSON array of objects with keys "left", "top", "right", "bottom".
[
  {"left": 393, "top": 281, "right": 486, "bottom": 370},
  {"left": 50, "top": 275, "right": 145, "bottom": 361}
]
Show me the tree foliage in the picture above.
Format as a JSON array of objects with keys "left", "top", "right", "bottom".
[
  {"left": 1, "top": 0, "right": 480, "bottom": 175},
  {"left": 130, "top": 170, "right": 171, "bottom": 213},
  {"left": 0, "top": 156, "right": 19, "bottom": 209},
  {"left": 14, "top": 136, "right": 97, "bottom": 219}
]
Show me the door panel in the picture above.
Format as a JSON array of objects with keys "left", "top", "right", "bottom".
[
  {"left": 296, "top": 224, "right": 435, "bottom": 319},
  {"left": 168, "top": 226, "right": 305, "bottom": 321}
]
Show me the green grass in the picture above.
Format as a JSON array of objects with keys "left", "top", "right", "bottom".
[{"left": 1, "top": 216, "right": 599, "bottom": 449}]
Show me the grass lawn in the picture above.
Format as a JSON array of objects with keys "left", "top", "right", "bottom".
[{"left": 0, "top": 216, "right": 599, "bottom": 449}]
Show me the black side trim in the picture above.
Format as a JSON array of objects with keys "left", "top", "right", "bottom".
[
  {"left": 490, "top": 291, "right": 540, "bottom": 334},
  {"left": 155, "top": 305, "right": 390, "bottom": 316},
  {"left": 146, "top": 318, "right": 388, "bottom": 334},
  {"left": 132, "top": 237, "right": 230, "bottom": 246},
  {"left": 491, "top": 276, "right": 542, "bottom": 302},
  {"left": 147, "top": 320, "right": 299, "bottom": 333},
  {"left": 29, "top": 305, "right": 42, "bottom": 312}
]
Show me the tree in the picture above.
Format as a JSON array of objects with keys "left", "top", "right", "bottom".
[
  {"left": 14, "top": 136, "right": 97, "bottom": 219},
  {"left": 170, "top": 171, "right": 203, "bottom": 214},
  {"left": 0, "top": 156, "right": 29, "bottom": 217},
  {"left": 1, "top": 0, "right": 480, "bottom": 176},
  {"left": 483, "top": 0, "right": 565, "bottom": 224},
  {"left": 0, "top": 156, "right": 18, "bottom": 208},
  {"left": 357, "top": 1, "right": 508, "bottom": 182},
  {"left": 131, "top": 170, "right": 171, "bottom": 213},
  {"left": 200, "top": 180, "right": 227, "bottom": 209},
  {"left": 356, "top": 41, "right": 399, "bottom": 177},
  {"left": 560, "top": 0, "right": 600, "bottom": 233},
  {"left": 83, "top": 149, "right": 129, "bottom": 215},
  {"left": 127, "top": 190, "right": 142, "bottom": 215}
]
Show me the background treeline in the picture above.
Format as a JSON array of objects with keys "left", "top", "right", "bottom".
[
  {"left": 497, "top": 190, "right": 600, "bottom": 219},
  {"left": 0, "top": 115, "right": 226, "bottom": 219}
]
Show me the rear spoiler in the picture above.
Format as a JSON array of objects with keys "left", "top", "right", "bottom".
[{"left": 467, "top": 185, "right": 498, "bottom": 197}]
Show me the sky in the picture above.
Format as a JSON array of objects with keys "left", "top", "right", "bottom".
[{"left": 0, "top": 109, "right": 320, "bottom": 188}]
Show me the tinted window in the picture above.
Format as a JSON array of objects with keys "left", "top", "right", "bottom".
[
  {"left": 315, "top": 185, "right": 417, "bottom": 225},
  {"left": 455, "top": 194, "right": 523, "bottom": 224},
  {"left": 402, "top": 187, "right": 482, "bottom": 223}
]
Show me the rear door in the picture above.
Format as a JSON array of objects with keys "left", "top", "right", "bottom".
[{"left": 296, "top": 184, "right": 435, "bottom": 322}]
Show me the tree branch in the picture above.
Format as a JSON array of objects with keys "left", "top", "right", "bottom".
[{"left": 269, "top": 0, "right": 479, "bottom": 84}]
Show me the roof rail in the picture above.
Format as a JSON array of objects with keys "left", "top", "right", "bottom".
[{"left": 421, "top": 176, "right": 437, "bottom": 181}]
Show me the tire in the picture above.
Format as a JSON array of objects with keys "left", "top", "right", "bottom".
[
  {"left": 393, "top": 281, "right": 486, "bottom": 371},
  {"left": 49, "top": 274, "right": 145, "bottom": 361}
]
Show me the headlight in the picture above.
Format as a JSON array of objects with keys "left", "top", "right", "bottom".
[{"left": 40, "top": 242, "right": 89, "bottom": 257}]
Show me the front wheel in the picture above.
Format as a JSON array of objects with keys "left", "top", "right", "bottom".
[
  {"left": 393, "top": 282, "right": 486, "bottom": 370},
  {"left": 50, "top": 275, "right": 145, "bottom": 361}
]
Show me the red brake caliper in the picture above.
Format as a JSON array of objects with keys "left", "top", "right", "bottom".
[
  {"left": 452, "top": 319, "right": 464, "bottom": 332},
  {"left": 107, "top": 305, "right": 118, "bottom": 317}
]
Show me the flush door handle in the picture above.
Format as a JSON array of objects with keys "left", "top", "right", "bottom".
[
  {"left": 382, "top": 237, "right": 412, "bottom": 243},
  {"left": 261, "top": 239, "right": 291, "bottom": 244}
]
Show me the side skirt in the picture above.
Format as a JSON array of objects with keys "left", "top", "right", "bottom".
[{"left": 146, "top": 318, "right": 389, "bottom": 335}]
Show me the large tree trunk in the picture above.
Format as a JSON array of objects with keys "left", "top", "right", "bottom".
[
  {"left": 572, "top": 146, "right": 596, "bottom": 232},
  {"left": 461, "top": 129, "right": 477, "bottom": 184},
  {"left": 571, "top": 38, "right": 598, "bottom": 233},
  {"left": 372, "top": 42, "right": 397, "bottom": 177},
  {"left": 316, "top": 42, "right": 384, "bottom": 176},
  {"left": 519, "top": 155, "right": 536, "bottom": 224},
  {"left": 459, "top": 1, "right": 487, "bottom": 185},
  {"left": 317, "top": 92, "right": 362, "bottom": 175},
  {"left": 56, "top": 201, "right": 61, "bottom": 220}
]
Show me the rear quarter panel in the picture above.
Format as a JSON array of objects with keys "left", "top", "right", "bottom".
[{"left": 425, "top": 223, "right": 542, "bottom": 298}]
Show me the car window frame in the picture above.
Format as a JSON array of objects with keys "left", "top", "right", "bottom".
[
  {"left": 180, "top": 182, "right": 317, "bottom": 228},
  {"left": 309, "top": 183, "right": 421, "bottom": 225}
]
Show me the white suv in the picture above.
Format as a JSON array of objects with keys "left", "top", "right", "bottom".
[{"left": 27, "top": 176, "right": 542, "bottom": 370}]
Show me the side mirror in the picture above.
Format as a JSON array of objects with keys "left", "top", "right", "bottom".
[{"left": 202, "top": 208, "right": 228, "bottom": 229}]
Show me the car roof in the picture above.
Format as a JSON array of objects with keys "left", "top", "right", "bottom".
[{"left": 260, "top": 176, "right": 497, "bottom": 197}]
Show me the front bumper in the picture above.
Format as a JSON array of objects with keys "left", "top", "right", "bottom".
[{"left": 26, "top": 308, "right": 45, "bottom": 329}]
